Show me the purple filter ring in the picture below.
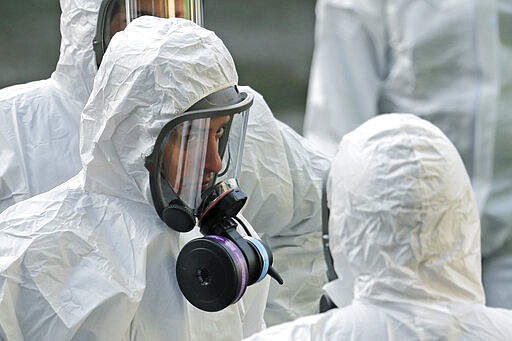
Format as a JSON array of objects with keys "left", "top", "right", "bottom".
[{"left": 206, "top": 235, "right": 249, "bottom": 304}]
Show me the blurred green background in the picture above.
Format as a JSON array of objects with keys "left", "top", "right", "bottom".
[{"left": 0, "top": 0, "right": 316, "bottom": 133}]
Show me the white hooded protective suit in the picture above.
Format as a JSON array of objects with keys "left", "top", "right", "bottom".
[
  {"left": 303, "top": 0, "right": 499, "bottom": 210},
  {"left": 0, "top": 0, "right": 331, "bottom": 325},
  {"left": 239, "top": 93, "right": 331, "bottom": 325},
  {"left": 480, "top": 1, "right": 512, "bottom": 308},
  {"left": 0, "top": 0, "right": 100, "bottom": 212},
  {"left": 0, "top": 17, "right": 269, "bottom": 340},
  {"left": 245, "top": 114, "right": 512, "bottom": 341},
  {"left": 304, "top": 0, "right": 512, "bottom": 310}
]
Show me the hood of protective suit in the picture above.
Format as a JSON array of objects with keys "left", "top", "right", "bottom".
[
  {"left": 327, "top": 114, "right": 485, "bottom": 304},
  {"left": 80, "top": 16, "right": 237, "bottom": 203},
  {"left": 51, "top": 0, "right": 102, "bottom": 103},
  {"left": 238, "top": 90, "right": 331, "bottom": 324}
]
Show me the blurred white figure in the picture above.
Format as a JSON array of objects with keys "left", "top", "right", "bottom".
[
  {"left": 481, "top": 0, "right": 512, "bottom": 309},
  {"left": 245, "top": 114, "right": 512, "bottom": 341},
  {"left": 240, "top": 95, "right": 331, "bottom": 325},
  {"left": 303, "top": 0, "right": 512, "bottom": 307},
  {"left": 304, "top": 0, "right": 498, "bottom": 208}
]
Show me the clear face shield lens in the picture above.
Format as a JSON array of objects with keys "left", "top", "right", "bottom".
[
  {"left": 159, "top": 109, "right": 249, "bottom": 210},
  {"left": 123, "top": 0, "right": 203, "bottom": 28},
  {"left": 94, "top": 0, "right": 204, "bottom": 65},
  {"left": 145, "top": 89, "right": 253, "bottom": 232},
  {"left": 108, "top": 0, "right": 204, "bottom": 42}
]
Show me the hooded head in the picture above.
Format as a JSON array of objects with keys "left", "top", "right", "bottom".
[
  {"left": 80, "top": 16, "right": 238, "bottom": 210},
  {"left": 327, "top": 114, "right": 484, "bottom": 304}
]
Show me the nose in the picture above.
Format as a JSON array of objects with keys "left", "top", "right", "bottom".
[{"left": 204, "top": 134, "right": 222, "bottom": 173}]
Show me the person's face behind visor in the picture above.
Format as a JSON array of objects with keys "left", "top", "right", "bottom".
[
  {"left": 145, "top": 86, "right": 253, "bottom": 229},
  {"left": 162, "top": 115, "right": 231, "bottom": 198},
  {"left": 158, "top": 109, "right": 248, "bottom": 211}
]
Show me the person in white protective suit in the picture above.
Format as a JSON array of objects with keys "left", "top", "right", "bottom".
[
  {"left": 0, "top": 0, "right": 100, "bottom": 211},
  {"left": 0, "top": 16, "right": 278, "bottom": 340},
  {"left": 245, "top": 113, "right": 512, "bottom": 341},
  {"left": 480, "top": 1, "right": 512, "bottom": 309},
  {"left": 0, "top": 0, "right": 332, "bottom": 326},
  {"left": 303, "top": 0, "right": 512, "bottom": 311},
  {"left": 239, "top": 95, "right": 331, "bottom": 325},
  {"left": 303, "top": 0, "right": 498, "bottom": 208},
  {"left": 0, "top": 0, "right": 203, "bottom": 213}
]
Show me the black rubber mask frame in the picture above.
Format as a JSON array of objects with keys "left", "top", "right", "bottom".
[{"left": 144, "top": 91, "right": 253, "bottom": 232}]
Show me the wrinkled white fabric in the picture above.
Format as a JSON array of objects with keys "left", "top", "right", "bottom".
[
  {"left": 239, "top": 90, "right": 331, "bottom": 325},
  {"left": 480, "top": 0, "right": 512, "bottom": 308},
  {"left": 245, "top": 114, "right": 512, "bottom": 341},
  {"left": 0, "top": 0, "right": 332, "bottom": 327},
  {"left": 0, "top": 17, "right": 269, "bottom": 340},
  {"left": 0, "top": 0, "right": 100, "bottom": 212},
  {"left": 303, "top": 0, "right": 512, "bottom": 310},
  {"left": 303, "top": 0, "right": 499, "bottom": 210}
]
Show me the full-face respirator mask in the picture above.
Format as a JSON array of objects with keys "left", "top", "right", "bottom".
[{"left": 145, "top": 86, "right": 283, "bottom": 312}]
